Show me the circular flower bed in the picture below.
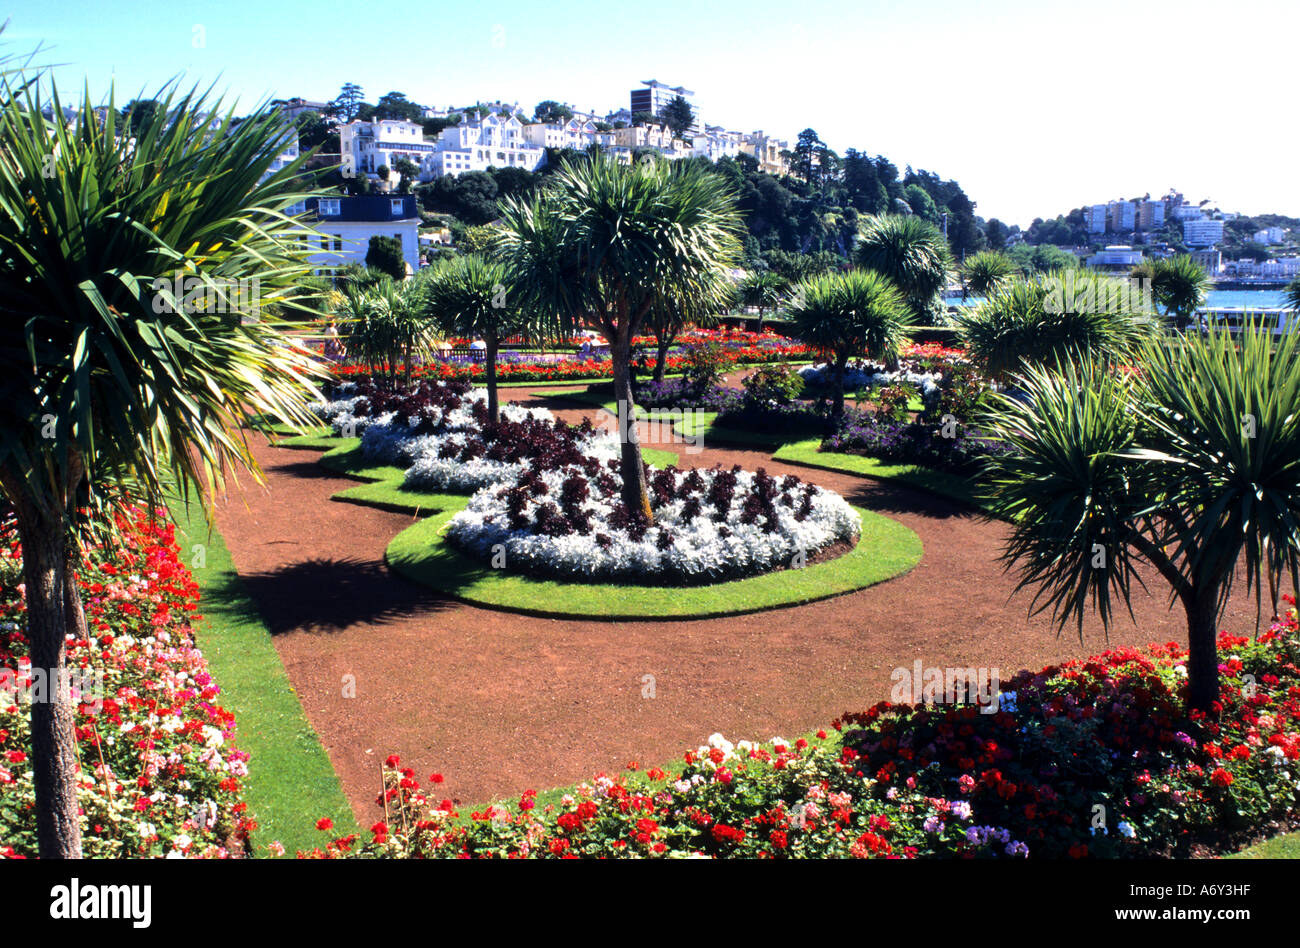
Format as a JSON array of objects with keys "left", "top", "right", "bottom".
[
  {"left": 447, "top": 462, "right": 861, "bottom": 584},
  {"left": 312, "top": 380, "right": 624, "bottom": 493},
  {"left": 402, "top": 417, "right": 617, "bottom": 493}
]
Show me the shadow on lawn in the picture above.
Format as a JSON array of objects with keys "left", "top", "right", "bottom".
[{"left": 203, "top": 556, "right": 455, "bottom": 635}]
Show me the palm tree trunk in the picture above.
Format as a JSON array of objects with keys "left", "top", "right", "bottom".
[
  {"left": 755, "top": 307, "right": 765, "bottom": 335},
  {"left": 832, "top": 353, "right": 848, "bottom": 419},
  {"left": 653, "top": 330, "right": 674, "bottom": 384},
  {"left": 8, "top": 493, "right": 82, "bottom": 858},
  {"left": 610, "top": 331, "right": 653, "bottom": 522},
  {"left": 1184, "top": 588, "right": 1221, "bottom": 712},
  {"left": 485, "top": 337, "right": 500, "bottom": 423}
]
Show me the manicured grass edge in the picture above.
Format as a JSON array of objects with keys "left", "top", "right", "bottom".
[
  {"left": 773, "top": 439, "right": 994, "bottom": 516},
  {"left": 385, "top": 502, "right": 921, "bottom": 621},
  {"left": 167, "top": 493, "right": 357, "bottom": 855}
]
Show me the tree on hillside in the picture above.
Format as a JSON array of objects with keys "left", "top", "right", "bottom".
[
  {"left": 533, "top": 100, "right": 573, "bottom": 124},
  {"left": 791, "top": 128, "right": 824, "bottom": 186},
  {"left": 119, "top": 98, "right": 162, "bottom": 136},
  {"left": 0, "top": 84, "right": 326, "bottom": 857},
  {"left": 331, "top": 82, "right": 365, "bottom": 121},
  {"left": 659, "top": 95, "right": 695, "bottom": 139},
  {"left": 375, "top": 91, "right": 422, "bottom": 123},
  {"left": 982, "top": 323, "right": 1300, "bottom": 711},
  {"left": 366, "top": 235, "right": 407, "bottom": 280},
  {"left": 498, "top": 155, "right": 743, "bottom": 519},
  {"left": 294, "top": 110, "right": 338, "bottom": 153}
]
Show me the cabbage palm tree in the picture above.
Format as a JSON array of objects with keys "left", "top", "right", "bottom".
[
  {"left": 1149, "top": 254, "right": 1209, "bottom": 330},
  {"left": 953, "top": 272, "right": 1150, "bottom": 383},
  {"left": 787, "top": 270, "right": 909, "bottom": 418},
  {"left": 421, "top": 254, "right": 530, "bottom": 422},
  {"left": 497, "top": 154, "right": 743, "bottom": 519},
  {"left": 0, "top": 83, "right": 326, "bottom": 857},
  {"left": 961, "top": 250, "right": 1019, "bottom": 299},
  {"left": 334, "top": 276, "right": 435, "bottom": 389},
  {"left": 981, "top": 321, "right": 1300, "bottom": 711},
  {"left": 853, "top": 215, "right": 952, "bottom": 325},
  {"left": 737, "top": 269, "right": 788, "bottom": 333}
]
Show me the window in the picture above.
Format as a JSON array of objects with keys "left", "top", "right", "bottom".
[
  {"left": 391, "top": 199, "right": 404, "bottom": 216},
  {"left": 319, "top": 198, "right": 341, "bottom": 216}
]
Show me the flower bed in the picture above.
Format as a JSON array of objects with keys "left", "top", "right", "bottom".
[
  {"left": 823, "top": 415, "right": 1014, "bottom": 475},
  {"left": 321, "top": 328, "right": 812, "bottom": 386},
  {"left": 313, "top": 380, "right": 623, "bottom": 493},
  {"left": 303, "top": 605, "right": 1300, "bottom": 858},
  {"left": 0, "top": 509, "right": 254, "bottom": 858},
  {"left": 446, "top": 464, "right": 861, "bottom": 584}
]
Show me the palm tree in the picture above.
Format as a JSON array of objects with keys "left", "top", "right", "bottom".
[
  {"left": 953, "top": 272, "right": 1151, "bottom": 383},
  {"left": 334, "top": 276, "right": 435, "bottom": 389},
  {"left": 787, "top": 269, "right": 910, "bottom": 418},
  {"left": 981, "top": 321, "right": 1300, "bottom": 711},
  {"left": 1149, "top": 254, "right": 1209, "bottom": 330},
  {"left": 737, "top": 269, "right": 788, "bottom": 333},
  {"left": 0, "top": 83, "right": 326, "bottom": 857},
  {"left": 961, "top": 250, "right": 1019, "bottom": 299},
  {"left": 421, "top": 254, "right": 530, "bottom": 421},
  {"left": 370, "top": 275, "right": 434, "bottom": 388},
  {"left": 497, "top": 154, "right": 743, "bottom": 519},
  {"left": 853, "top": 215, "right": 952, "bottom": 325}
]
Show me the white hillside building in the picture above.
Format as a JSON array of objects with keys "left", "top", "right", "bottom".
[
  {"left": 339, "top": 119, "right": 437, "bottom": 181},
  {"left": 428, "top": 114, "right": 545, "bottom": 177}
]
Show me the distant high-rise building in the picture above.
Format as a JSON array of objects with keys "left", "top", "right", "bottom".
[
  {"left": 629, "top": 80, "right": 700, "bottom": 134},
  {"left": 1183, "top": 218, "right": 1225, "bottom": 247},
  {"left": 1086, "top": 204, "right": 1108, "bottom": 234},
  {"left": 1108, "top": 201, "right": 1136, "bottom": 233},
  {"left": 1137, "top": 200, "right": 1165, "bottom": 232}
]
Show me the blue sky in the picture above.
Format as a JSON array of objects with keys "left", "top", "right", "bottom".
[{"left": 14, "top": 0, "right": 1300, "bottom": 226}]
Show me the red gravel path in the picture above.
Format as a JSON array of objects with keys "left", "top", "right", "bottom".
[{"left": 211, "top": 383, "right": 1267, "bottom": 826}]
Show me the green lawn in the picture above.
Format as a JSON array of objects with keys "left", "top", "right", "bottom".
[
  {"left": 385, "top": 501, "right": 921, "bottom": 620},
  {"left": 167, "top": 492, "right": 357, "bottom": 856},
  {"left": 773, "top": 439, "right": 991, "bottom": 514},
  {"left": 1229, "top": 831, "right": 1300, "bottom": 859}
]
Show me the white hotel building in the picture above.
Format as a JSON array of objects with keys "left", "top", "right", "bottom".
[
  {"left": 427, "top": 114, "right": 545, "bottom": 177},
  {"left": 339, "top": 119, "right": 438, "bottom": 181}
]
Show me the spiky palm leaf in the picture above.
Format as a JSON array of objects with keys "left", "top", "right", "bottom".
[
  {"left": 853, "top": 214, "right": 952, "bottom": 324},
  {"left": 787, "top": 269, "right": 909, "bottom": 416},
  {"left": 954, "top": 272, "right": 1151, "bottom": 382},
  {"left": 961, "top": 250, "right": 1019, "bottom": 298},
  {"left": 496, "top": 154, "right": 743, "bottom": 516},
  {"left": 422, "top": 253, "right": 529, "bottom": 420},
  {"left": 0, "top": 80, "right": 328, "bottom": 857}
]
